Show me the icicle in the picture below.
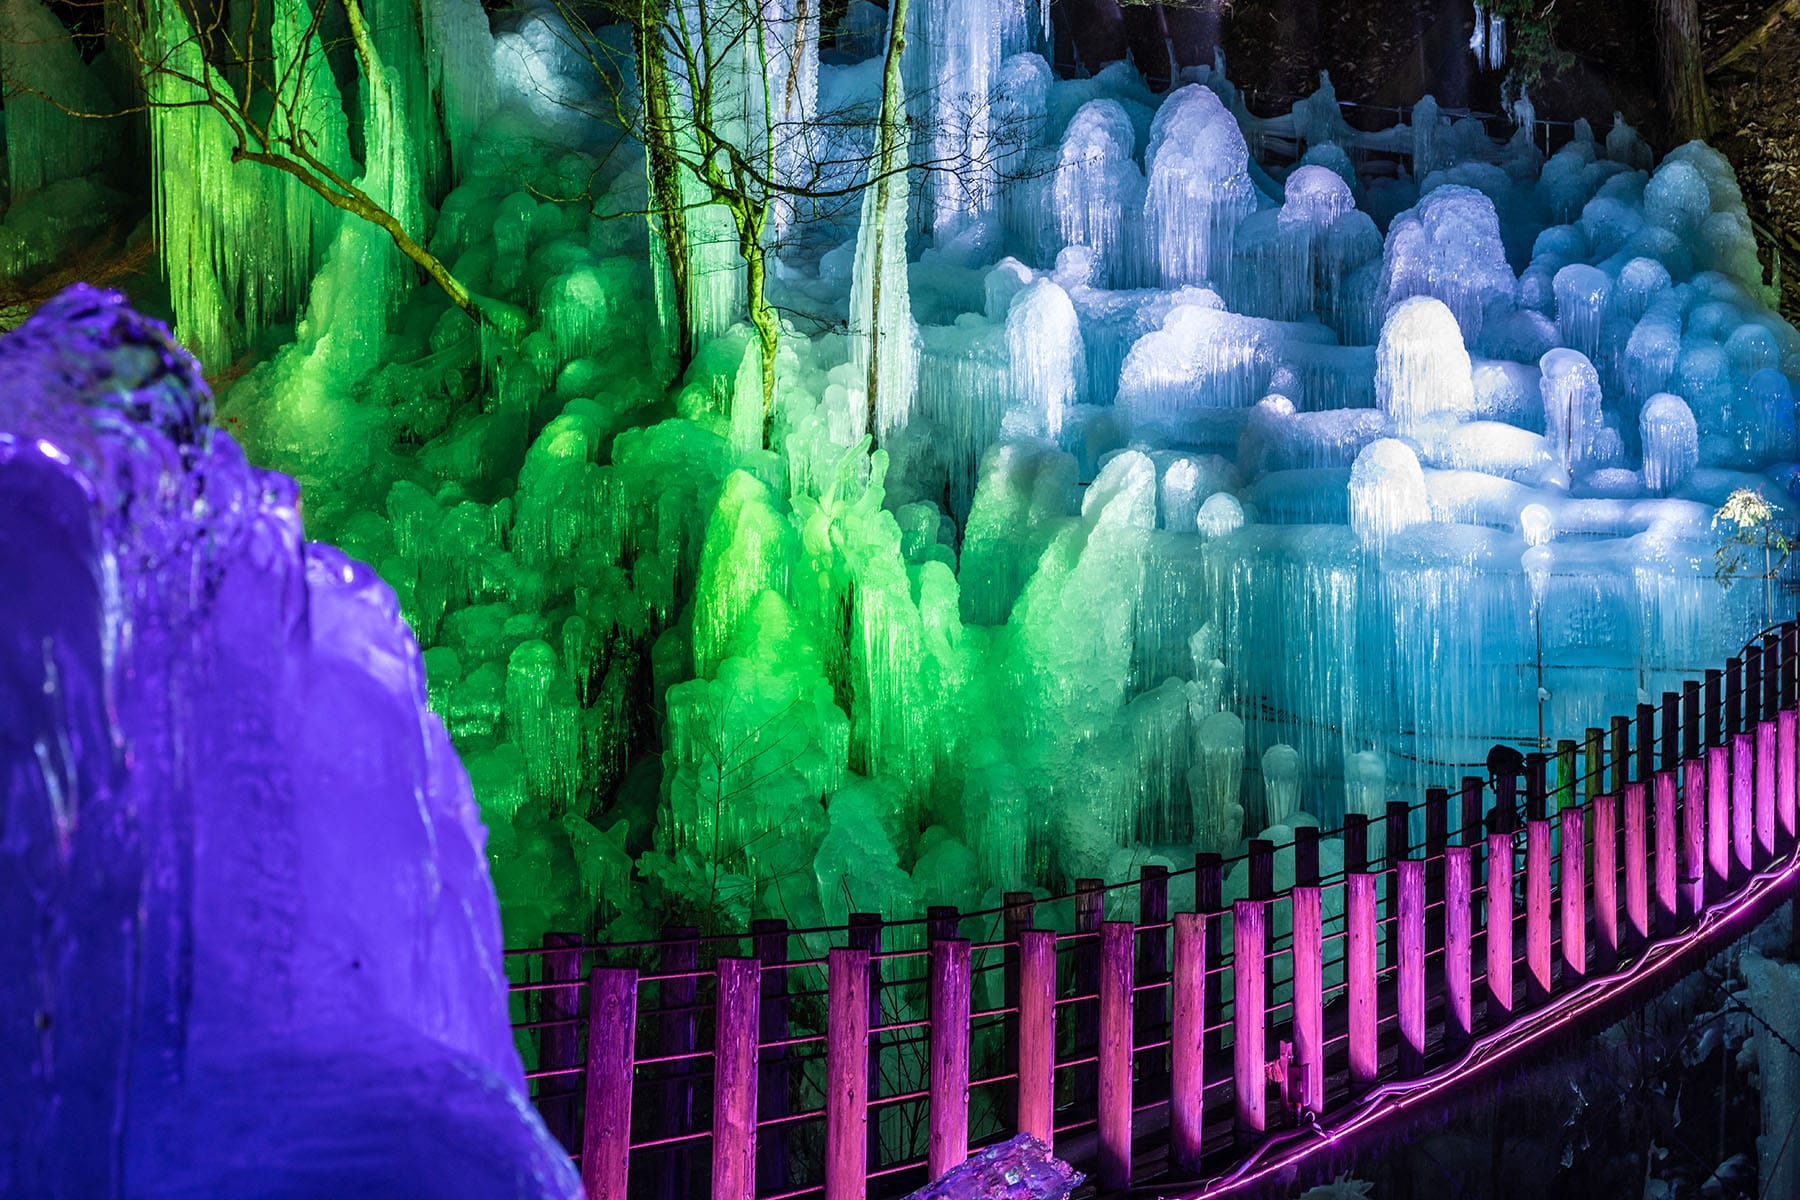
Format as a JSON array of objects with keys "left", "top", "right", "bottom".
[
  {"left": 0, "top": 0, "right": 111, "bottom": 196},
  {"left": 1261, "top": 743, "right": 1304, "bottom": 827}
]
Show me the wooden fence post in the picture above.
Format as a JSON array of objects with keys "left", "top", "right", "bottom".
[
  {"left": 1526, "top": 802, "right": 1553, "bottom": 1006},
  {"left": 713, "top": 957, "right": 761, "bottom": 1200},
  {"left": 1017, "top": 929, "right": 1056, "bottom": 1149},
  {"left": 1683, "top": 682, "right": 1707, "bottom": 921},
  {"left": 582, "top": 967, "right": 637, "bottom": 1200},
  {"left": 753, "top": 918, "right": 790, "bottom": 1195},
  {"left": 1348, "top": 869, "right": 1379, "bottom": 1092},
  {"left": 1560, "top": 807, "right": 1586, "bottom": 982},
  {"left": 1137, "top": 866, "right": 1169, "bottom": 1084},
  {"left": 1625, "top": 780, "right": 1650, "bottom": 945},
  {"left": 1487, "top": 813, "right": 1515, "bottom": 1024},
  {"left": 1655, "top": 769, "right": 1679, "bottom": 932},
  {"left": 1708, "top": 739, "right": 1732, "bottom": 890},
  {"left": 1593, "top": 789, "right": 1619, "bottom": 967},
  {"left": 1233, "top": 898, "right": 1268, "bottom": 1141},
  {"left": 1781, "top": 704, "right": 1798, "bottom": 844},
  {"left": 1292, "top": 827, "right": 1324, "bottom": 1113},
  {"left": 1734, "top": 727, "right": 1756, "bottom": 876},
  {"left": 825, "top": 949, "right": 870, "bottom": 1200},
  {"left": 1758, "top": 713, "right": 1778, "bottom": 863},
  {"left": 928, "top": 938, "right": 972, "bottom": 1181},
  {"left": 1098, "top": 921, "right": 1135, "bottom": 1190},
  {"left": 1171, "top": 912, "right": 1208, "bottom": 1174},
  {"left": 1445, "top": 846, "right": 1473, "bottom": 1051},
  {"left": 538, "top": 932, "right": 584, "bottom": 1150},
  {"left": 1397, "top": 859, "right": 1426, "bottom": 1076}
]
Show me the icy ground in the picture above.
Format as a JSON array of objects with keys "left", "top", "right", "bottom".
[{"left": 0, "top": 288, "right": 579, "bottom": 1199}]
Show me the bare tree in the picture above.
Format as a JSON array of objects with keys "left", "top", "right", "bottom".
[{"left": 1, "top": 0, "right": 482, "bottom": 332}]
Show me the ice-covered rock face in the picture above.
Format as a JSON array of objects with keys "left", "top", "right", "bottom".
[{"left": 0, "top": 288, "right": 578, "bottom": 1200}]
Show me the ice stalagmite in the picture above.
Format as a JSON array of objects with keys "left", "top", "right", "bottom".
[
  {"left": 1379, "top": 184, "right": 1514, "bottom": 346},
  {"left": 1348, "top": 439, "right": 1432, "bottom": 549},
  {"left": 1145, "top": 85, "right": 1258, "bottom": 293},
  {"left": 1006, "top": 279, "right": 1084, "bottom": 439},
  {"left": 1639, "top": 393, "right": 1698, "bottom": 494},
  {"left": 1190, "top": 711, "right": 1247, "bottom": 855},
  {"left": 1540, "top": 348, "right": 1607, "bottom": 478},
  {"left": 1261, "top": 743, "right": 1304, "bottom": 828},
  {"left": 1375, "top": 296, "right": 1476, "bottom": 438},
  {"left": 1052, "top": 100, "right": 1144, "bottom": 289}
]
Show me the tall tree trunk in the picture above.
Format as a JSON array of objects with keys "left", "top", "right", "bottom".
[
  {"left": 738, "top": 204, "right": 780, "bottom": 446},
  {"left": 636, "top": 19, "right": 695, "bottom": 379},
  {"left": 1655, "top": 0, "right": 1714, "bottom": 142},
  {"left": 863, "top": 0, "right": 910, "bottom": 439}
]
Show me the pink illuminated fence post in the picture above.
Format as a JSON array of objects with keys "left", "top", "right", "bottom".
[
  {"left": 1170, "top": 911, "right": 1208, "bottom": 1174},
  {"left": 824, "top": 948, "right": 869, "bottom": 1200},
  {"left": 1730, "top": 656, "right": 1755, "bottom": 875},
  {"left": 1347, "top": 865, "right": 1379, "bottom": 1093},
  {"left": 1708, "top": 668, "right": 1731, "bottom": 889},
  {"left": 1525, "top": 755, "right": 1553, "bottom": 1007},
  {"left": 928, "top": 938, "right": 971, "bottom": 1182},
  {"left": 1292, "top": 827, "right": 1325, "bottom": 1113},
  {"left": 1486, "top": 804, "right": 1516, "bottom": 1025},
  {"left": 1233, "top": 897, "right": 1268, "bottom": 1141},
  {"left": 1756, "top": 638, "right": 1778, "bottom": 862},
  {"left": 1397, "top": 858, "right": 1426, "bottom": 1076},
  {"left": 1445, "top": 845, "right": 1473, "bottom": 1050},
  {"left": 1593, "top": 787, "right": 1618, "bottom": 968},
  {"left": 1560, "top": 807, "right": 1586, "bottom": 982},
  {"left": 1098, "top": 921, "right": 1135, "bottom": 1189},
  {"left": 713, "top": 957, "right": 760, "bottom": 1200},
  {"left": 1017, "top": 929, "right": 1056, "bottom": 1149},
  {"left": 1682, "top": 681, "right": 1707, "bottom": 921},
  {"left": 1624, "top": 778, "right": 1649, "bottom": 946},
  {"left": 582, "top": 966, "right": 637, "bottom": 1200}
]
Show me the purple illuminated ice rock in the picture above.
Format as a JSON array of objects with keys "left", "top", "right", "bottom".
[
  {"left": 902, "top": 1136, "right": 1081, "bottom": 1200},
  {"left": 0, "top": 287, "right": 580, "bottom": 1199}
]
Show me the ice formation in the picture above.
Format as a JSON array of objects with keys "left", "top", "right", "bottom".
[
  {"left": 0, "top": 288, "right": 578, "bottom": 1198},
  {"left": 7, "top": 11, "right": 1797, "bottom": 949}
]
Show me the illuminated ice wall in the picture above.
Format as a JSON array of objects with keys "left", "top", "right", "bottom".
[{"left": 0, "top": 288, "right": 579, "bottom": 1200}]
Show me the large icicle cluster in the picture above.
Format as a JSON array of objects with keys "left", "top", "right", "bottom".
[{"left": 13, "top": 0, "right": 1798, "bottom": 946}]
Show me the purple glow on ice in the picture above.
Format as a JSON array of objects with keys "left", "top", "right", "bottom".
[{"left": 0, "top": 287, "right": 579, "bottom": 1198}]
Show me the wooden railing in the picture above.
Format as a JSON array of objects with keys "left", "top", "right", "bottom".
[{"left": 507, "top": 621, "right": 1800, "bottom": 1199}]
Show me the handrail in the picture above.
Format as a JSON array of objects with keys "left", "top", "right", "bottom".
[{"left": 510, "top": 619, "right": 1800, "bottom": 1200}]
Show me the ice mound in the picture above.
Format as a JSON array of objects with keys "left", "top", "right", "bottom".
[{"left": 0, "top": 287, "right": 579, "bottom": 1199}]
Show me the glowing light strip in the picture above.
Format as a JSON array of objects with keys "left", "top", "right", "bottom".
[{"left": 1177, "top": 846, "right": 1800, "bottom": 1198}]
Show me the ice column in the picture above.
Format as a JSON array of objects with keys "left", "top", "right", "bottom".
[
  {"left": 1261, "top": 743, "right": 1304, "bottom": 828},
  {"left": 1005, "top": 278, "right": 1084, "bottom": 439},
  {"left": 1348, "top": 439, "right": 1432, "bottom": 550},
  {"left": 1375, "top": 296, "right": 1476, "bottom": 437},
  {"left": 1052, "top": 100, "right": 1144, "bottom": 288},
  {"left": 1639, "top": 393, "right": 1698, "bottom": 495},
  {"left": 1379, "top": 185, "right": 1514, "bottom": 345},
  {"left": 1539, "top": 348, "right": 1605, "bottom": 478},
  {"left": 907, "top": 0, "right": 1002, "bottom": 251},
  {"left": 1145, "top": 84, "right": 1257, "bottom": 292},
  {"left": 1190, "top": 711, "right": 1247, "bottom": 855},
  {"left": 0, "top": 0, "right": 112, "bottom": 195}
]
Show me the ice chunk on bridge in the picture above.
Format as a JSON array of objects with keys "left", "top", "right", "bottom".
[
  {"left": 1348, "top": 439, "right": 1432, "bottom": 549},
  {"left": 1375, "top": 296, "right": 1476, "bottom": 437}
]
